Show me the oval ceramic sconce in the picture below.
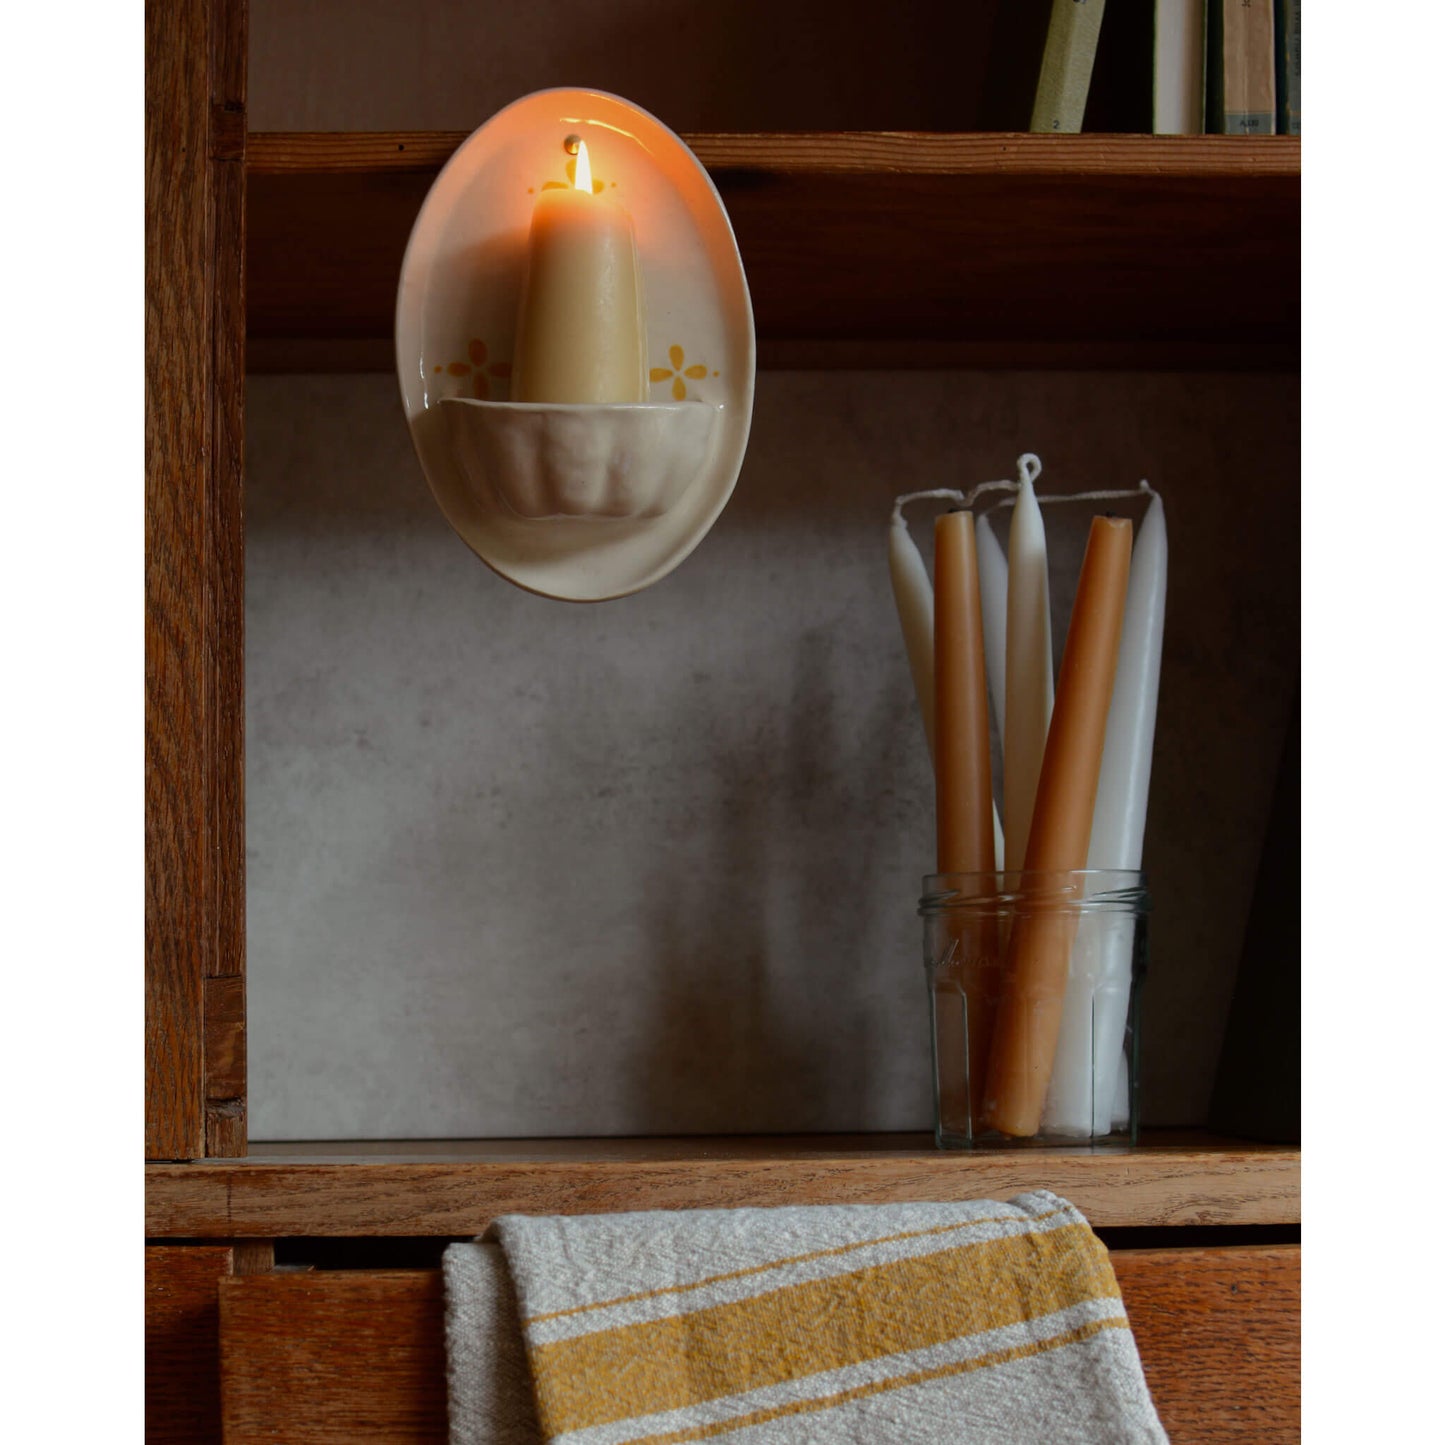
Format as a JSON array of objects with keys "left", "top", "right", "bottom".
[{"left": 396, "top": 88, "right": 756, "bottom": 602}]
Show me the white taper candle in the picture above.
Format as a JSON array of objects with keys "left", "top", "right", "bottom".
[
  {"left": 1002, "top": 472, "right": 1054, "bottom": 871},
  {"left": 975, "top": 512, "right": 1009, "bottom": 743},
  {"left": 1042, "top": 491, "right": 1166, "bottom": 1136},
  {"left": 888, "top": 514, "right": 937, "bottom": 762}
]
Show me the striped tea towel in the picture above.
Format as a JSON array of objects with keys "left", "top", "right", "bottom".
[
  {"left": 444, "top": 1190, "right": 1167, "bottom": 1445},
  {"left": 443, "top": 1241, "right": 544, "bottom": 1443}
]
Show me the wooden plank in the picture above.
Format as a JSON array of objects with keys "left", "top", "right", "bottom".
[
  {"left": 145, "top": 0, "right": 211, "bottom": 1163},
  {"left": 247, "top": 130, "right": 1304, "bottom": 178},
  {"left": 246, "top": 131, "right": 1300, "bottom": 369},
  {"left": 221, "top": 1271, "right": 447, "bottom": 1443},
  {"left": 1116, "top": 1246, "right": 1300, "bottom": 1442},
  {"left": 146, "top": 1134, "right": 1299, "bottom": 1236},
  {"left": 218, "top": 1245, "right": 1298, "bottom": 1444},
  {"left": 146, "top": 1245, "right": 235, "bottom": 1443},
  {"left": 146, "top": 0, "right": 248, "bottom": 1160}
]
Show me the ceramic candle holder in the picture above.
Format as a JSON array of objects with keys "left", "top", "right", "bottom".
[
  {"left": 440, "top": 398, "right": 724, "bottom": 521},
  {"left": 397, "top": 88, "right": 756, "bottom": 601}
]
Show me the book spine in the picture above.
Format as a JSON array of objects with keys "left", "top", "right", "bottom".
[
  {"left": 1031, "top": 0, "right": 1110, "bottom": 134},
  {"left": 1275, "top": 0, "right": 1300, "bottom": 134},
  {"left": 1153, "top": 0, "right": 1207, "bottom": 134},
  {"left": 1209, "top": 0, "right": 1276, "bottom": 134}
]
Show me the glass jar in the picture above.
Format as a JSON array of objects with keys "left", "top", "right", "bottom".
[{"left": 920, "top": 870, "right": 1149, "bottom": 1148}]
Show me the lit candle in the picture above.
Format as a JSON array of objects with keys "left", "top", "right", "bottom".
[
  {"left": 1003, "top": 472, "right": 1054, "bottom": 871},
  {"left": 934, "top": 512, "right": 998, "bottom": 1127},
  {"left": 983, "top": 516, "right": 1132, "bottom": 1137},
  {"left": 512, "top": 140, "right": 648, "bottom": 403}
]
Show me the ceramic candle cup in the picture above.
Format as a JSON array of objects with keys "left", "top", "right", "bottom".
[{"left": 440, "top": 398, "right": 723, "bottom": 521}]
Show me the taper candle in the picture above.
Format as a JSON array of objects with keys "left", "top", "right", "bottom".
[
  {"left": 1003, "top": 471, "right": 1054, "bottom": 871},
  {"left": 889, "top": 513, "right": 937, "bottom": 762},
  {"left": 935, "top": 511, "right": 996, "bottom": 877},
  {"left": 983, "top": 515, "right": 1133, "bottom": 1137},
  {"left": 1082, "top": 491, "right": 1166, "bottom": 1133},
  {"left": 889, "top": 505, "right": 1005, "bottom": 860},
  {"left": 512, "top": 140, "right": 648, "bottom": 403},
  {"left": 975, "top": 512, "right": 1009, "bottom": 742},
  {"left": 934, "top": 510, "right": 999, "bottom": 1128}
]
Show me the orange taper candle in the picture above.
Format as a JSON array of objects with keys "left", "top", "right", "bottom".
[
  {"left": 933, "top": 511, "right": 998, "bottom": 1128},
  {"left": 982, "top": 514, "right": 1133, "bottom": 1137}
]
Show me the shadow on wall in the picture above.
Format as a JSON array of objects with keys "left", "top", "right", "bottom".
[
  {"left": 627, "top": 630, "right": 921, "bottom": 1133},
  {"left": 244, "top": 369, "right": 1299, "bottom": 1136}
]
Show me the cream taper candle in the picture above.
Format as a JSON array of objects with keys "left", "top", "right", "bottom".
[
  {"left": 975, "top": 512, "right": 1009, "bottom": 743},
  {"left": 1003, "top": 472, "right": 1054, "bottom": 871},
  {"left": 889, "top": 514, "right": 937, "bottom": 762},
  {"left": 512, "top": 141, "right": 648, "bottom": 403},
  {"left": 983, "top": 515, "right": 1132, "bottom": 1137}
]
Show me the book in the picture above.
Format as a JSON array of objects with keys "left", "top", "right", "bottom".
[
  {"left": 1275, "top": 0, "right": 1301, "bottom": 134},
  {"left": 1030, "top": 0, "right": 1110, "bottom": 133},
  {"left": 1207, "top": 0, "right": 1277, "bottom": 134},
  {"left": 1153, "top": 0, "right": 1206, "bottom": 133}
]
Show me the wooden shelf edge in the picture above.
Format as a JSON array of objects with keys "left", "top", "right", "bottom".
[
  {"left": 246, "top": 129, "right": 1298, "bottom": 369},
  {"left": 146, "top": 1132, "right": 1299, "bottom": 1236},
  {"left": 247, "top": 130, "right": 1302, "bottom": 180}
]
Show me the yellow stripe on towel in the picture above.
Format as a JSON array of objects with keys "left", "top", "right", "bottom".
[
  {"left": 625, "top": 1316, "right": 1133, "bottom": 1445},
  {"left": 530, "top": 1220, "right": 1118, "bottom": 1437},
  {"left": 523, "top": 1208, "right": 1069, "bottom": 1328}
]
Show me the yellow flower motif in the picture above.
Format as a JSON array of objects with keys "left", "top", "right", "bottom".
[
  {"left": 650, "top": 344, "right": 710, "bottom": 401},
  {"left": 433, "top": 339, "right": 511, "bottom": 399}
]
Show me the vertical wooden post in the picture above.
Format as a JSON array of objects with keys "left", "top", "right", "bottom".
[{"left": 145, "top": 0, "right": 247, "bottom": 1159}]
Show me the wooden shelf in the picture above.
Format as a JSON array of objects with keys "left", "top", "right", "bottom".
[
  {"left": 146, "top": 1131, "right": 1298, "bottom": 1236},
  {"left": 247, "top": 131, "right": 1300, "bottom": 373}
]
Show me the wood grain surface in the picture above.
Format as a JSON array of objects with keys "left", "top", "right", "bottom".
[
  {"left": 145, "top": 0, "right": 247, "bottom": 1160},
  {"left": 217, "top": 1245, "right": 1299, "bottom": 1443},
  {"left": 247, "top": 130, "right": 1303, "bottom": 178},
  {"left": 221, "top": 1270, "right": 447, "bottom": 1443},
  {"left": 246, "top": 131, "right": 1299, "bottom": 370},
  {"left": 1117, "top": 1246, "right": 1301, "bottom": 1442},
  {"left": 147, "top": 1134, "right": 1299, "bottom": 1236},
  {"left": 146, "top": 1245, "right": 235, "bottom": 1443}
]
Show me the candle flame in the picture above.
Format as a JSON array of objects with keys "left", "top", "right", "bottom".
[{"left": 573, "top": 139, "right": 593, "bottom": 194}]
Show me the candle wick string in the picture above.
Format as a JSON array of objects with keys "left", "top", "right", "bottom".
[
  {"left": 979, "top": 479, "right": 1154, "bottom": 520},
  {"left": 891, "top": 469, "right": 1152, "bottom": 527}
]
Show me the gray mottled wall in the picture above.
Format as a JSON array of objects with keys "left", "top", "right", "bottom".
[{"left": 246, "top": 371, "right": 1298, "bottom": 1138}]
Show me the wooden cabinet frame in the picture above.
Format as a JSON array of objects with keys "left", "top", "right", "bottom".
[
  {"left": 146, "top": 3, "right": 1299, "bottom": 1436},
  {"left": 146, "top": 0, "right": 248, "bottom": 1160}
]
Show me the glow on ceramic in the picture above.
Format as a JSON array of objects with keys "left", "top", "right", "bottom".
[{"left": 396, "top": 88, "right": 756, "bottom": 602}]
